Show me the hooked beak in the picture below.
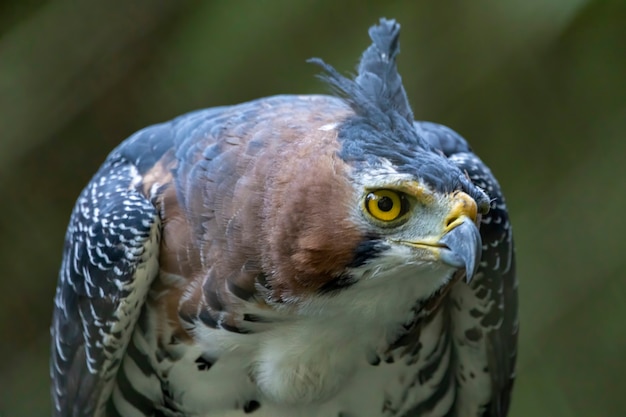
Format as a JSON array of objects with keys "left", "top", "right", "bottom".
[{"left": 438, "top": 216, "right": 482, "bottom": 282}]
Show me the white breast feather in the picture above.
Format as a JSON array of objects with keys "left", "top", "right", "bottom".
[{"left": 170, "top": 250, "right": 458, "bottom": 416}]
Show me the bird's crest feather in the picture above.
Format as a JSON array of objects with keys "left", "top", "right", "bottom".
[{"left": 308, "top": 18, "right": 414, "bottom": 126}]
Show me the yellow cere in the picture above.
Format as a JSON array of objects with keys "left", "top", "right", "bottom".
[{"left": 365, "top": 189, "right": 403, "bottom": 222}]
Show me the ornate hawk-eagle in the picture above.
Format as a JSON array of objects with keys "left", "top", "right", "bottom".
[{"left": 51, "top": 18, "right": 517, "bottom": 417}]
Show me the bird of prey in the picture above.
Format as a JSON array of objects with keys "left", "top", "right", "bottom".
[{"left": 51, "top": 18, "right": 517, "bottom": 417}]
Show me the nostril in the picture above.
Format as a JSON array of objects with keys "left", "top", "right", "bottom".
[
  {"left": 445, "top": 213, "right": 460, "bottom": 229},
  {"left": 445, "top": 215, "right": 458, "bottom": 229}
]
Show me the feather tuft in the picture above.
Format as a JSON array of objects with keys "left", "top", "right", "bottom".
[{"left": 308, "top": 18, "right": 413, "bottom": 125}]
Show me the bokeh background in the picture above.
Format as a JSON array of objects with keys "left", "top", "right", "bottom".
[{"left": 1, "top": 1, "right": 625, "bottom": 416}]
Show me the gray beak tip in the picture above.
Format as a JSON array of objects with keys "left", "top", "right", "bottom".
[{"left": 438, "top": 218, "right": 482, "bottom": 283}]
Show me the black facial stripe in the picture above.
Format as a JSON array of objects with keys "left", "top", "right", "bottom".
[{"left": 347, "top": 239, "right": 390, "bottom": 268}]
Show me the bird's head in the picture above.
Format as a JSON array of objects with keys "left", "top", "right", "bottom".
[
  {"left": 258, "top": 19, "right": 489, "bottom": 307},
  {"left": 346, "top": 171, "right": 485, "bottom": 287}
]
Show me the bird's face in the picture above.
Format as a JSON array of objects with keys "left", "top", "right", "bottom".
[
  {"left": 344, "top": 166, "right": 482, "bottom": 296},
  {"left": 253, "top": 103, "right": 488, "bottom": 307}
]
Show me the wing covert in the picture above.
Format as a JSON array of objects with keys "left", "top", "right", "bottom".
[
  {"left": 51, "top": 148, "right": 162, "bottom": 417},
  {"left": 416, "top": 121, "right": 518, "bottom": 417}
]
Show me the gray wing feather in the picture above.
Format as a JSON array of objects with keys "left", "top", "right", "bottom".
[
  {"left": 416, "top": 121, "right": 518, "bottom": 416},
  {"left": 51, "top": 152, "right": 161, "bottom": 417}
]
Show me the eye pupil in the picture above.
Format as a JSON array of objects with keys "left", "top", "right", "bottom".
[{"left": 377, "top": 196, "right": 394, "bottom": 212}]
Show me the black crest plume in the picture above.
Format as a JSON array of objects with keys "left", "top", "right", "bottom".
[{"left": 308, "top": 18, "right": 415, "bottom": 126}]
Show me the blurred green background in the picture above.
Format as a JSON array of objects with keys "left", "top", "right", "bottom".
[{"left": 1, "top": 1, "right": 625, "bottom": 416}]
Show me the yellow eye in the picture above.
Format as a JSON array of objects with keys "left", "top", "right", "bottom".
[{"left": 365, "top": 189, "right": 407, "bottom": 222}]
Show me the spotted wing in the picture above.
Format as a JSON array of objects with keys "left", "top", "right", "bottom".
[
  {"left": 416, "top": 121, "right": 518, "bottom": 416},
  {"left": 50, "top": 126, "right": 174, "bottom": 417}
]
